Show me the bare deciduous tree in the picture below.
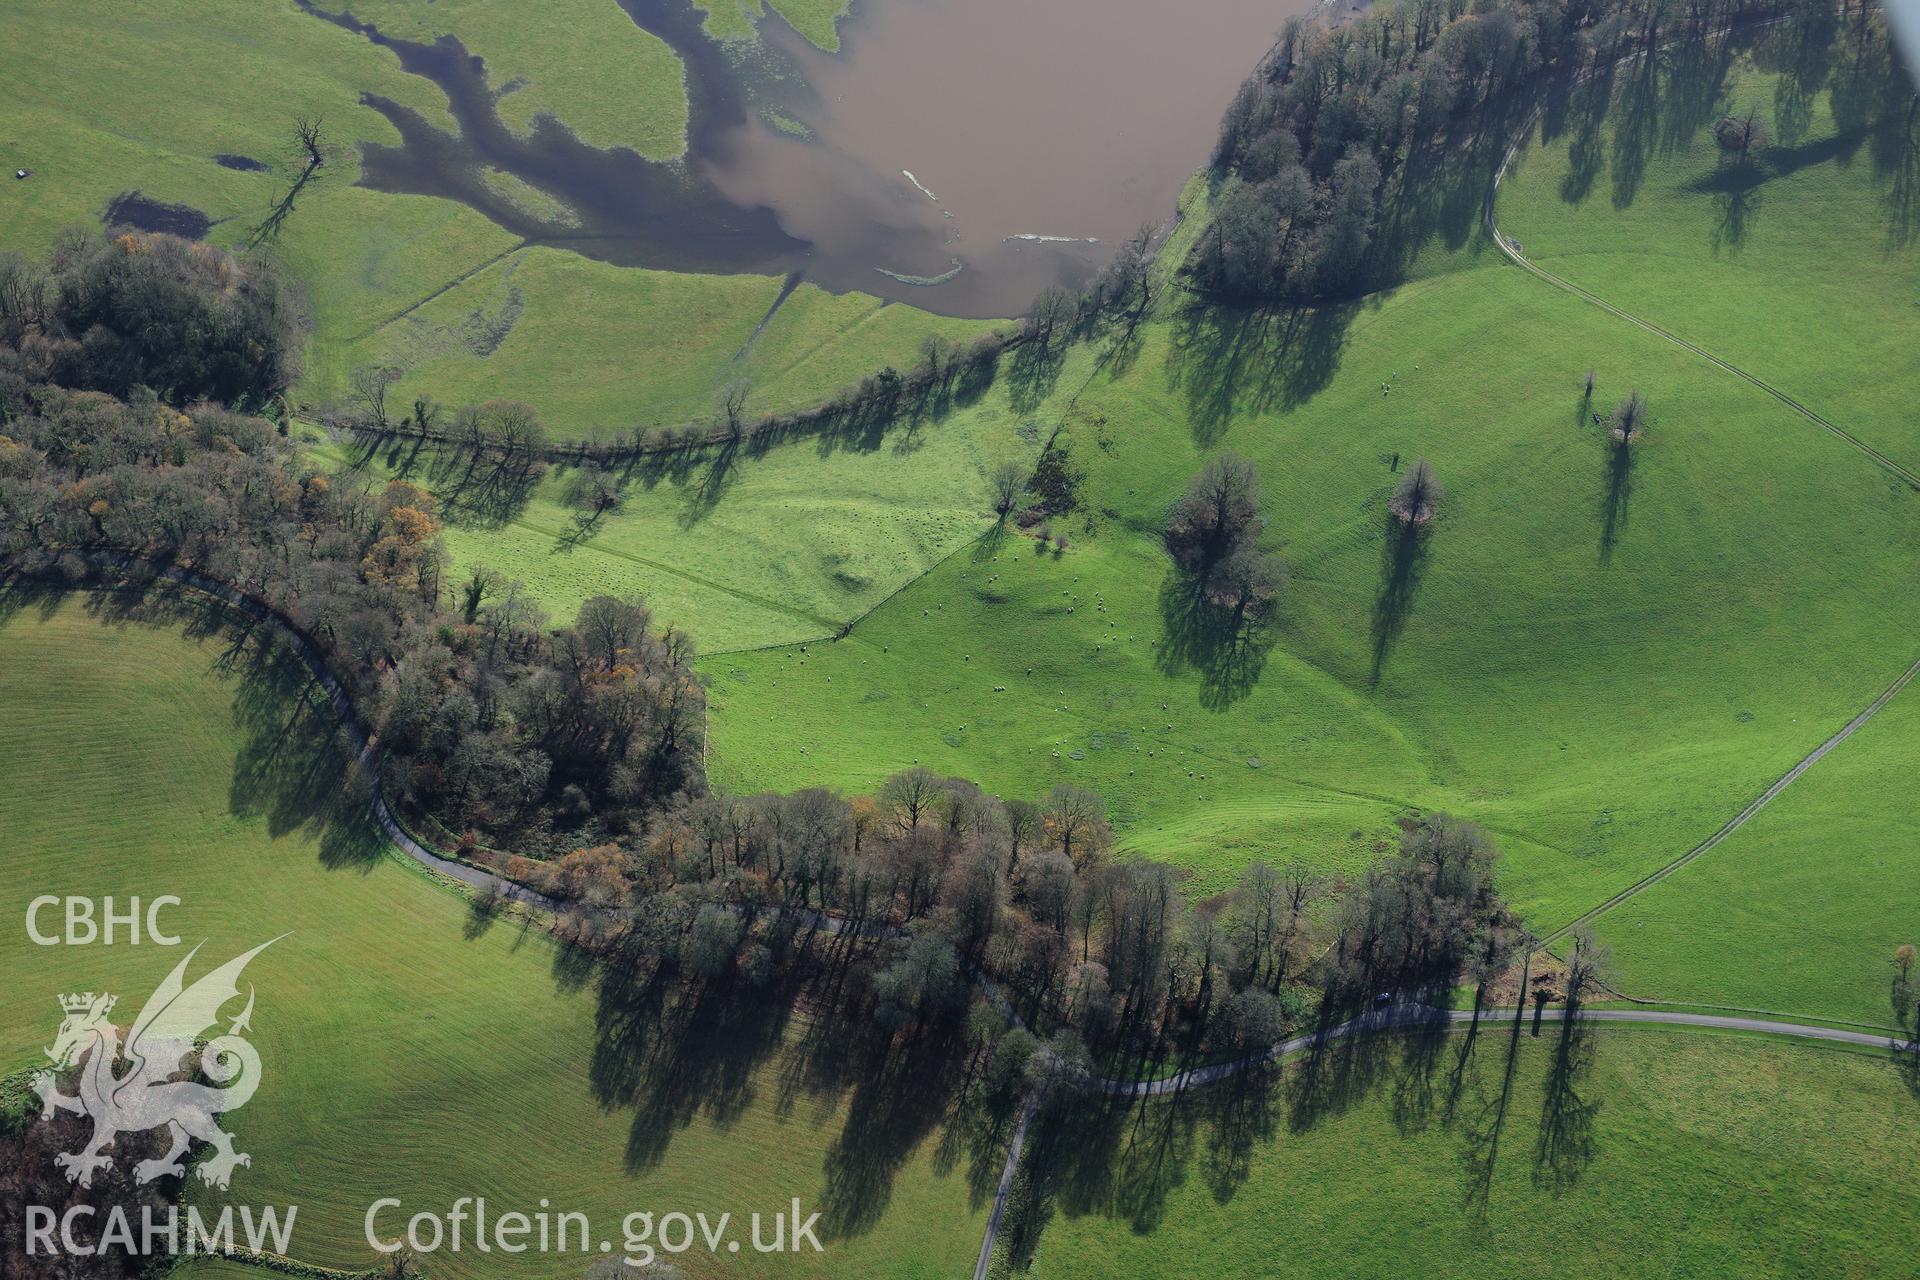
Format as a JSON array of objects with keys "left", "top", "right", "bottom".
[
  {"left": 1091, "top": 223, "right": 1158, "bottom": 325},
  {"left": 349, "top": 363, "right": 402, "bottom": 427},
  {"left": 1714, "top": 108, "right": 1770, "bottom": 160},
  {"left": 716, "top": 377, "right": 752, "bottom": 440},
  {"left": 1389, "top": 457, "right": 1443, "bottom": 525},
  {"left": 485, "top": 399, "right": 547, "bottom": 464},
  {"left": 1609, "top": 389, "right": 1649, "bottom": 444},
  {"left": 1562, "top": 926, "right": 1613, "bottom": 1010},
  {"left": 1023, "top": 285, "right": 1079, "bottom": 353},
  {"left": 248, "top": 114, "right": 331, "bottom": 247},
  {"left": 881, "top": 766, "right": 943, "bottom": 836},
  {"left": 1046, "top": 783, "right": 1110, "bottom": 866},
  {"left": 989, "top": 461, "right": 1027, "bottom": 517},
  {"left": 1003, "top": 797, "right": 1042, "bottom": 873}
]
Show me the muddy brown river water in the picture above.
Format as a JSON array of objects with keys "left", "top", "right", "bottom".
[{"left": 315, "top": 0, "right": 1315, "bottom": 317}]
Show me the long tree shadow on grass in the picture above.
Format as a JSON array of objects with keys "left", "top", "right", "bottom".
[
  {"left": 1687, "top": 123, "right": 1881, "bottom": 254},
  {"left": 1893, "top": 974, "right": 1920, "bottom": 1100},
  {"left": 0, "top": 574, "right": 77, "bottom": 632},
  {"left": 1005, "top": 333, "right": 1068, "bottom": 415},
  {"left": 1010, "top": 1084, "right": 1203, "bottom": 1254},
  {"left": 677, "top": 437, "right": 741, "bottom": 528},
  {"left": 1871, "top": 107, "right": 1920, "bottom": 250},
  {"left": 1285, "top": 1005, "right": 1439, "bottom": 1137},
  {"left": 6, "top": 575, "right": 381, "bottom": 870},
  {"left": 1002, "top": 1058, "right": 1286, "bottom": 1272},
  {"left": 1459, "top": 1001, "right": 1529, "bottom": 1222},
  {"left": 1003, "top": 1010, "right": 1479, "bottom": 1274},
  {"left": 1155, "top": 574, "right": 1275, "bottom": 710},
  {"left": 1369, "top": 517, "right": 1431, "bottom": 687},
  {"left": 1604, "top": 26, "right": 1746, "bottom": 213},
  {"left": 1163, "top": 300, "right": 1352, "bottom": 446},
  {"left": 1607, "top": 46, "right": 1669, "bottom": 211},
  {"left": 1716, "top": 174, "right": 1762, "bottom": 254},
  {"left": 429, "top": 450, "right": 542, "bottom": 530},
  {"left": 118, "top": 584, "right": 381, "bottom": 870},
  {"left": 1553, "top": 66, "right": 1620, "bottom": 205},
  {"left": 340, "top": 428, "right": 542, "bottom": 531},
  {"left": 1533, "top": 1005, "right": 1600, "bottom": 1193},
  {"left": 1597, "top": 435, "right": 1635, "bottom": 565},
  {"left": 582, "top": 921, "right": 1013, "bottom": 1244}
]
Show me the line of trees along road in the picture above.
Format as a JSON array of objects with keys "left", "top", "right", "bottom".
[
  {"left": 1, "top": 233, "right": 1525, "bottom": 1084},
  {"left": 507, "top": 780, "right": 1523, "bottom": 1093}
]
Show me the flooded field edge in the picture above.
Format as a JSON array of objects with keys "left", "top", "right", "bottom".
[{"left": 294, "top": 0, "right": 1312, "bottom": 317}]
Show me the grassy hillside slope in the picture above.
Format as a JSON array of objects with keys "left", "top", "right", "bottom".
[
  {"left": 1024, "top": 1029, "right": 1920, "bottom": 1279},
  {"left": 314, "top": 375, "right": 1036, "bottom": 650},
  {"left": 0, "top": 592, "right": 993, "bottom": 1279},
  {"left": 357, "top": 249, "right": 999, "bottom": 434},
  {"left": 705, "top": 250, "right": 1920, "bottom": 928},
  {"left": 1595, "top": 678, "right": 1920, "bottom": 1029},
  {"left": 697, "top": 37, "right": 1920, "bottom": 1032},
  {"left": 1498, "top": 37, "right": 1920, "bottom": 472}
]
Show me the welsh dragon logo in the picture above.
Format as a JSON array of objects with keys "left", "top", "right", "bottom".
[{"left": 31, "top": 938, "right": 282, "bottom": 1190}]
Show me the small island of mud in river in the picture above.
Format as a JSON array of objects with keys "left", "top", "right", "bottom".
[{"left": 303, "top": 0, "right": 1315, "bottom": 318}]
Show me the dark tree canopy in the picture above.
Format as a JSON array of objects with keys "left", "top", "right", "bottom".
[
  {"left": 1187, "top": 0, "right": 1806, "bottom": 303},
  {"left": 1165, "top": 452, "right": 1264, "bottom": 577},
  {"left": 0, "top": 382, "right": 705, "bottom": 850},
  {"left": 1024, "top": 438, "right": 1084, "bottom": 517},
  {"left": 0, "top": 230, "right": 298, "bottom": 408}
]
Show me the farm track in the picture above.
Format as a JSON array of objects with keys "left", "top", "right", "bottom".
[
  {"left": 59, "top": 557, "right": 1919, "bottom": 1278},
  {"left": 1535, "top": 651, "right": 1920, "bottom": 948},
  {"left": 498, "top": 512, "right": 846, "bottom": 633},
  {"left": 1484, "top": 104, "right": 1920, "bottom": 494},
  {"left": 46, "top": 35, "right": 1920, "bottom": 1261},
  {"left": 975, "top": 27, "right": 1920, "bottom": 1273},
  {"left": 1478, "top": 30, "right": 1920, "bottom": 951},
  {"left": 345, "top": 240, "right": 531, "bottom": 343}
]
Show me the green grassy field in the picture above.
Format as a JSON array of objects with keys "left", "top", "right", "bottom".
[
  {"left": 694, "top": 40, "right": 1920, "bottom": 1035},
  {"left": 335, "top": 0, "right": 690, "bottom": 159},
  {"left": 696, "top": 0, "right": 852, "bottom": 48},
  {"left": 1493, "top": 43, "right": 1920, "bottom": 1025},
  {"left": 1498, "top": 39, "right": 1920, "bottom": 473},
  {"left": 1023, "top": 1028, "right": 1920, "bottom": 1279},
  {"left": 0, "top": 0, "right": 547, "bottom": 412},
  {"left": 0, "top": 593, "right": 993, "bottom": 1278},
  {"left": 9, "top": 593, "right": 1917, "bottom": 1280},
  {"left": 0, "top": 0, "right": 995, "bottom": 438},
  {"left": 12, "top": 12, "right": 1920, "bottom": 1279},
  {"left": 704, "top": 248, "right": 1920, "bottom": 919},
  {"left": 1592, "top": 677, "right": 1920, "bottom": 1029},
  {"left": 313, "top": 376, "right": 1035, "bottom": 649},
  {"left": 352, "top": 248, "right": 1000, "bottom": 436}
]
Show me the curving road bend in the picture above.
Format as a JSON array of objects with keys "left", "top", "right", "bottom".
[
  {"left": 1100, "top": 1004, "right": 1908, "bottom": 1099},
  {"left": 62, "top": 560, "right": 1917, "bottom": 1280}
]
